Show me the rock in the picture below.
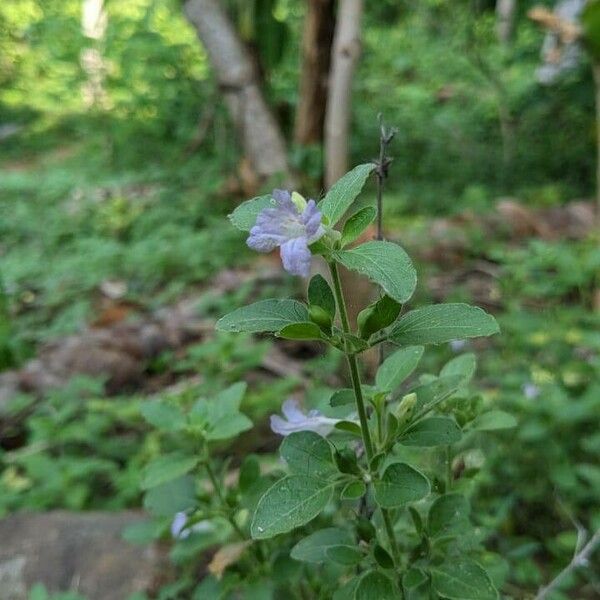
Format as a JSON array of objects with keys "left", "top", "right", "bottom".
[{"left": 0, "top": 511, "right": 169, "bottom": 600}]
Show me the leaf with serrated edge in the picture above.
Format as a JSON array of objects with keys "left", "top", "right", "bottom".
[
  {"left": 280, "top": 431, "right": 337, "bottom": 479},
  {"left": 388, "top": 304, "right": 499, "bottom": 345},
  {"left": 374, "top": 462, "right": 430, "bottom": 508},
  {"left": 335, "top": 241, "right": 416, "bottom": 304},
  {"left": 251, "top": 475, "right": 334, "bottom": 539},
  {"left": 430, "top": 559, "right": 498, "bottom": 600},
  {"left": 319, "top": 163, "right": 375, "bottom": 225},
  {"left": 216, "top": 299, "right": 309, "bottom": 333}
]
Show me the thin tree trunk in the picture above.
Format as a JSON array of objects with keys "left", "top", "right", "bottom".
[
  {"left": 184, "top": 0, "right": 291, "bottom": 184},
  {"left": 496, "top": 0, "right": 517, "bottom": 45},
  {"left": 324, "top": 0, "right": 364, "bottom": 188},
  {"left": 81, "top": 0, "right": 108, "bottom": 108},
  {"left": 294, "top": 0, "right": 336, "bottom": 146}
]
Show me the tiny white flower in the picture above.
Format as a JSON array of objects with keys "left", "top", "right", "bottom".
[{"left": 170, "top": 512, "right": 214, "bottom": 540}]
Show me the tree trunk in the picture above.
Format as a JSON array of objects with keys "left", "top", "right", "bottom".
[
  {"left": 81, "top": 0, "right": 108, "bottom": 108},
  {"left": 496, "top": 0, "right": 517, "bottom": 45},
  {"left": 324, "top": 0, "right": 364, "bottom": 188},
  {"left": 294, "top": 0, "right": 336, "bottom": 146},
  {"left": 184, "top": 0, "right": 291, "bottom": 184}
]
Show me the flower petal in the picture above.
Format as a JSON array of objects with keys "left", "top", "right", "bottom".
[{"left": 280, "top": 237, "right": 312, "bottom": 277}]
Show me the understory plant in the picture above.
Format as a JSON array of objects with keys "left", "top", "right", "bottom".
[{"left": 141, "top": 163, "right": 512, "bottom": 599}]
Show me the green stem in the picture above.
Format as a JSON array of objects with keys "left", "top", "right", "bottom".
[
  {"left": 329, "top": 261, "right": 374, "bottom": 461},
  {"left": 329, "top": 260, "right": 401, "bottom": 566},
  {"left": 445, "top": 445, "right": 452, "bottom": 492}
]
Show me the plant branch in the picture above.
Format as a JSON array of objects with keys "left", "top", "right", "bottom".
[{"left": 534, "top": 528, "right": 600, "bottom": 600}]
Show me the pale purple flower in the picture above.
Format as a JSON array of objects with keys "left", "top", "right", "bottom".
[
  {"left": 247, "top": 190, "right": 325, "bottom": 277},
  {"left": 450, "top": 339, "right": 467, "bottom": 353},
  {"left": 522, "top": 382, "right": 540, "bottom": 400},
  {"left": 270, "top": 398, "right": 349, "bottom": 437},
  {"left": 170, "top": 512, "right": 214, "bottom": 540}
]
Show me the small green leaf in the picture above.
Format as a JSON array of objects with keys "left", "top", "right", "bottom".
[
  {"left": 229, "top": 195, "right": 274, "bottom": 231},
  {"left": 335, "top": 241, "right": 416, "bottom": 304},
  {"left": 251, "top": 475, "right": 334, "bottom": 539},
  {"left": 335, "top": 447, "right": 361, "bottom": 475},
  {"left": 399, "top": 417, "right": 462, "bottom": 447},
  {"left": 413, "top": 375, "right": 463, "bottom": 415},
  {"left": 403, "top": 568, "right": 430, "bottom": 600},
  {"left": 470, "top": 410, "right": 517, "bottom": 431},
  {"left": 308, "top": 274, "right": 336, "bottom": 318},
  {"left": 216, "top": 299, "right": 309, "bottom": 333},
  {"left": 330, "top": 388, "right": 355, "bottom": 407},
  {"left": 388, "top": 304, "right": 499, "bottom": 345},
  {"left": 374, "top": 462, "right": 430, "bottom": 508},
  {"left": 277, "top": 322, "right": 324, "bottom": 340},
  {"left": 239, "top": 454, "right": 261, "bottom": 493},
  {"left": 341, "top": 480, "right": 366, "bottom": 499},
  {"left": 143, "top": 476, "right": 196, "bottom": 516},
  {"left": 290, "top": 527, "right": 354, "bottom": 563},
  {"left": 142, "top": 453, "right": 199, "bottom": 490},
  {"left": 358, "top": 295, "right": 402, "bottom": 339},
  {"left": 342, "top": 206, "right": 377, "bottom": 246},
  {"left": 326, "top": 544, "right": 363, "bottom": 565},
  {"left": 375, "top": 346, "right": 424, "bottom": 392},
  {"left": 140, "top": 400, "right": 186, "bottom": 432},
  {"left": 280, "top": 431, "right": 337, "bottom": 479},
  {"left": 319, "top": 163, "right": 375, "bottom": 225},
  {"left": 354, "top": 570, "right": 396, "bottom": 600},
  {"left": 430, "top": 559, "right": 499, "bottom": 600},
  {"left": 373, "top": 544, "right": 394, "bottom": 569},
  {"left": 441, "top": 353, "right": 477, "bottom": 384},
  {"left": 428, "top": 493, "right": 471, "bottom": 539},
  {"left": 334, "top": 420, "right": 363, "bottom": 437}
]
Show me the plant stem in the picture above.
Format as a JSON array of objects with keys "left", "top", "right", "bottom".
[
  {"left": 329, "top": 260, "right": 401, "bottom": 565},
  {"left": 329, "top": 261, "right": 374, "bottom": 462},
  {"left": 445, "top": 445, "right": 453, "bottom": 492}
]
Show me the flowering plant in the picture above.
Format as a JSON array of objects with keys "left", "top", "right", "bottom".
[{"left": 140, "top": 163, "right": 514, "bottom": 598}]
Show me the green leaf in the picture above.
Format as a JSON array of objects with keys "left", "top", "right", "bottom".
[
  {"left": 373, "top": 544, "right": 394, "bottom": 570},
  {"left": 239, "top": 455, "right": 261, "bottom": 493},
  {"left": 229, "top": 195, "right": 274, "bottom": 231},
  {"left": 330, "top": 388, "right": 355, "bottom": 407},
  {"left": 430, "top": 559, "right": 499, "bottom": 600},
  {"left": 290, "top": 527, "right": 354, "bottom": 563},
  {"left": 308, "top": 274, "right": 336, "bottom": 318},
  {"left": 399, "top": 417, "right": 462, "bottom": 447},
  {"left": 470, "top": 410, "right": 516, "bottom": 431},
  {"left": 251, "top": 475, "right": 334, "bottom": 539},
  {"left": 583, "top": 1, "right": 600, "bottom": 60},
  {"left": 342, "top": 206, "right": 377, "bottom": 246},
  {"left": 428, "top": 493, "right": 471, "bottom": 539},
  {"left": 373, "top": 462, "right": 430, "bottom": 508},
  {"left": 335, "top": 241, "right": 416, "bottom": 304},
  {"left": 334, "top": 420, "right": 363, "bottom": 437},
  {"left": 277, "top": 322, "right": 324, "bottom": 340},
  {"left": 215, "top": 381, "right": 246, "bottom": 412},
  {"left": 403, "top": 568, "right": 430, "bottom": 600},
  {"left": 319, "top": 163, "right": 375, "bottom": 225},
  {"left": 357, "top": 295, "right": 402, "bottom": 339},
  {"left": 413, "top": 375, "right": 463, "bottom": 415},
  {"left": 206, "top": 412, "right": 253, "bottom": 441},
  {"left": 388, "top": 304, "right": 499, "bottom": 345},
  {"left": 216, "top": 299, "right": 309, "bottom": 333},
  {"left": 142, "top": 453, "right": 199, "bottom": 490},
  {"left": 280, "top": 431, "right": 337, "bottom": 479},
  {"left": 341, "top": 480, "right": 366, "bottom": 499},
  {"left": 441, "top": 353, "right": 477, "bottom": 385},
  {"left": 354, "top": 570, "right": 396, "bottom": 600},
  {"left": 143, "top": 475, "right": 196, "bottom": 516},
  {"left": 375, "top": 346, "right": 424, "bottom": 392},
  {"left": 140, "top": 400, "right": 186, "bottom": 432},
  {"left": 326, "top": 544, "right": 363, "bottom": 566}
]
